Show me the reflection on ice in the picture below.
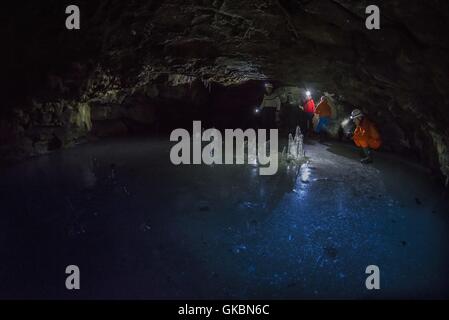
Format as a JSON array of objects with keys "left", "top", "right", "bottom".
[
  {"left": 232, "top": 244, "right": 248, "bottom": 254},
  {"left": 300, "top": 163, "right": 311, "bottom": 183}
]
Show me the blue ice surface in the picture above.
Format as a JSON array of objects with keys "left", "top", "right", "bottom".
[{"left": 0, "top": 136, "right": 448, "bottom": 299}]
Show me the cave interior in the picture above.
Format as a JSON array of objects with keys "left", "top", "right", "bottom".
[{"left": 1, "top": 0, "right": 449, "bottom": 299}]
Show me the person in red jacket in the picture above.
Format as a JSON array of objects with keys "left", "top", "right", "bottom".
[{"left": 301, "top": 91, "right": 315, "bottom": 136}]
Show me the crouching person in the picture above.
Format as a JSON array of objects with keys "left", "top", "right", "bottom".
[{"left": 350, "top": 109, "right": 382, "bottom": 164}]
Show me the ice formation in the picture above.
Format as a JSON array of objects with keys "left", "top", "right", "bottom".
[{"left": 287, "top": 126, "right": 305, "bottom": 161}]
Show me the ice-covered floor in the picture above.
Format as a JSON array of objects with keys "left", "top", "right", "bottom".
[{"left": 1, "top": 137, "right": 449, "bottom": 299}]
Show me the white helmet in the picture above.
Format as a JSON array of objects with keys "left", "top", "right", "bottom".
[
  {"left": 265, "top": 82, "right": 273, "bottom": 88},
  {"left": 350, "top": 109, "right": 363, "bottom": 120}
]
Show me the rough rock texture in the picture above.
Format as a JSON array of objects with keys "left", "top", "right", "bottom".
[
  {"left": 3, "top": 0, "right": 449, "bottom": 181},
  {"left": 0, "top": 100, "right": 91, "bottom": 159}
]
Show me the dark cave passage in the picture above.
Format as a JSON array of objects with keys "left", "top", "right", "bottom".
[
  {"left": 1, "top": 0, "right": 449, "bottom": 300},
  {"left": 90, "top": 79, "right": 297, "bottom": 135}
]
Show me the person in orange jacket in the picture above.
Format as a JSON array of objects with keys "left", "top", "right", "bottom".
[
  {"left": 314, "top": 96, "right": 332, "bottom": 141},
  {"left": 350, "top": 109, "right": 382, "bottom": 164}
]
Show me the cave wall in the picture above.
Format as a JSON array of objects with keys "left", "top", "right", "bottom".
[{"left": 2, "top": 0, "right": 449, "bottom": 181}]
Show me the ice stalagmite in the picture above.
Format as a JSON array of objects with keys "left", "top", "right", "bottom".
[
  {"left": 288, "top": 133, "right": 296, "bottom": 160},
  {"left": 295, "top": 126, "right": 305, "bottom": 159},
  {"left": 287, "top": 126, "right": 305, "bottom": 161}
]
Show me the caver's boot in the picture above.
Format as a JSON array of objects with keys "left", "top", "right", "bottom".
[{"left": 360, "top": 148, "right": 373, "bottom": 164}]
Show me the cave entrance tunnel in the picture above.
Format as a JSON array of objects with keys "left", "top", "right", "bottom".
[{"left": 2, "top": 77, "right": 449, "bottom": 300}]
